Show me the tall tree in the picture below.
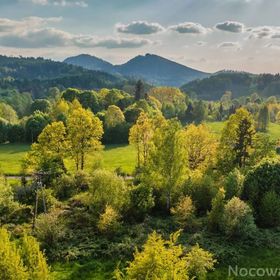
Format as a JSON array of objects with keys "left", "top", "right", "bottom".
[
  {"left": 67, "top": 100, "right": 103, "bottom": 170},
  {"left": 104, "top": 105, "right": 125, "bottom": 128},
  {"left": 192, "top": 100, "right": 207, "bottom": 124},
  {"left": 183, "top": 124, "right": 217, "bottom": 171},
  {"left": 129, "top": 112, "right": 154, "bottom": 168},
  {"left": 28, "top": 121, "right": 68, "bottom": 174},
  {"left": 257, "top": 105, "right": 270, "bottom": 132},
  {"left": 135, "top": 80, "right": 144, "bottom": 101},
  {"left": 143, "top": 119, "right": 188, "bottom": 210},
  {"left": 217, "top": 108, "right": 256, "bottom": 172}
]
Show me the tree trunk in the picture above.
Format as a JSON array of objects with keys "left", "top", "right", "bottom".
[
  {"left": 166, "top": 191, "right": 171, "bottom": 212},
  {"left": 81, "top": 151, "right": 84, "bottom": 170}
]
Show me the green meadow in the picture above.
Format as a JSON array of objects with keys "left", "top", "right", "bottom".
[
  {"left": 0, "top": 121, "right": 279, "bottom": 176},
  {"left": 0, "top": 143, "right": 136, "bottom": 175}
]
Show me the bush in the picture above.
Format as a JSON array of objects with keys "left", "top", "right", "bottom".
[
  {"left": 207, "top": 188, "right": 225, "bottom": 232},
  {"left": 19, "top": 234, "right": 50, "bottom": 279},
  {"left": 0, "top": 228, "right": 50, "bottom": 280},
  {"left": 89, "top": 169, "right": 129, "bottom": 213},
  {"left": 185, "top": 172, "right": 216, "bottom": 215},
  {"left": 35, "top": 208, "right": 66, "bottom": 251},
  {"left": 53, "top": 174, "right": 76, "bottom": 200},
  {"left": 186, "top": 244, "right": 216, "bottom": 280},
  {"left": 224, "top": 169, "right": 244, "bottom": 199},
  {"left": 0, "top": 178, "right": 20, "bottom": 224},
  {"left": 242, "top": 159, "right": 280, "bottom": 226},
  {"left": 127, "top": 184, "right": 155, "bottom": 222},
  {"left": 97, "top": 205, "right": 121, "bottom": 235},
  {"left": 171, "top": 196, "right": 196, "bottom": 230},
  {"left": 115, "top": 231, "right": 216, "bottom": 280},
  {"left": 222, "top": 197, "right": 256, "bottom": 239},
  {"left": 0, "top": 227, "right": 27, "bottom": 280},
  {"left": 259, "top": 191, "right": 280, "bottom": 228}
]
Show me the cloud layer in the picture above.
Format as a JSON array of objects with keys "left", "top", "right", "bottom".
[
  {"left": 31, "top": 0, "right": 88, "bottom": 7},
  {"left": 0, "top": 17, "right": 152, "bottom": 49},
  {"left": 218, "top": 41, "right": 240, "bottom": 48},
  {"left": 215, "top": 21, "right": 245, "bottom": 33},
  {"left": 116, "top": 21, "right": 164, "bottom": 35},
  {"left": 169, "top": 22, "right": 210, "bottom": 34}
]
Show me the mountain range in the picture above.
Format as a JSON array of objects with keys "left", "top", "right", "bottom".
[{"left": 64, "top": 53, "right": 209, "bottom": 87}]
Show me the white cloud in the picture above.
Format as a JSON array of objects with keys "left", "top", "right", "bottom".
[
  {"left": 265, "top": 43, "right": 280, "bottom": 49},
  {"left": 215, "top": 21, "right": 245, "bottom": 33},
  {"left": 116, "top": 21, "right": 164, "bottom": 35},
  {"left": 218, "top": 41, "right": 241, "bottom": 48},
  {"left": 169, "top": 22, "right": 210, "bottom": 34},
  {"left": 74, "top": 36, "right": 153, "bottom": 48},
  {"left": 196, "top": 41, "right": 207, "bottom": 46},
  {"left": 0, "top": 28, "right": 72, "bottom": 48},
  {"left": 31, "top": 0, "right": 88, "bottom": 7},
  {"left": 0, "top": 16, "right": 153, "bottom": 49},
  {"left": 248, "top": 26, "right": 280, "bottom": 39},
  {"left": 0, "top": 16, "right": 62, "bottom": 34}
]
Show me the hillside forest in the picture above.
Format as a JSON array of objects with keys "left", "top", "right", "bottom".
[{"left": 0, "top": 56, "right": 280, "bottom": 279}]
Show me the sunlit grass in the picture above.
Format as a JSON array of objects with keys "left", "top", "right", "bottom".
[{"left": 0, "top": 143, "right": 136, "bottom": 175}]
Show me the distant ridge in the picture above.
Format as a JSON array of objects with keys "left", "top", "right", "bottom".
[
  {"left": 64, "top": 53, "right": 210, "bottom": 87},
  {"left": 64, "top": 54, "right": 115, "bottom": 73}
]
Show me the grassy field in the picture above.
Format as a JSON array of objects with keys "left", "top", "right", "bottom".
[
  {"left": 207, "top": 248, "right": 280, "bottom": 279},
  {"left": 51, "top": 248, "right": 280, "bottom": 280},
  {"left": 52, "top": 260, "right": 116, "bottom": 280},
  {"left": 0, "top": 121, "right": 279, "bottom": 175},
  {"left": 207, "top": 121, "right": 280, "bottom": 141},
  {"left": 0, "top": 143, "right": 136, "bottom": 175}
]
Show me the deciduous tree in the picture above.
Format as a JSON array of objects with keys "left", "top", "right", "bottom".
[{"left": 67, "top": 101, "right": 103, "bottom": 170}]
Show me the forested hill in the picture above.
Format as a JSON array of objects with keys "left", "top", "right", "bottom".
[
  {"left": 0, "top": 55, "right": 126, "bottom": 98},
  {"left": 64, "top": 53, "right": 209, "bottom": 87},
  {"left": 181, "top": 71, "right": 280, "bottom": 100}
]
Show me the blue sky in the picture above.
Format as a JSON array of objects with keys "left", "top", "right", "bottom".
[{"left": 0, "top": 0, "right": 280, "bottom": 73}]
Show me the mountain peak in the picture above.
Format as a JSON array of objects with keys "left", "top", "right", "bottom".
[{"left": 64, "top": 53, "right": 210, "bottom": 87}]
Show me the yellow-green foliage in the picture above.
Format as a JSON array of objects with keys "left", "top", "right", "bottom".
[
  {"left": 183, "top": 124, "right": 217, "bottom": 171},
  {"left": 115, "top": 231, "right": 216, "bottom": 280},
  {"left": 97, "top": 205, "right": 120, "bottom": 234},
  {"left": 171, "top": 196, "right": 196, "bottom": 229},
  {"left": 125, "top": 231, "right": 189, "bottom": 280},
  {"left": 20, "top": 234, "right": 50, "bottom": 280},
  {"left": 105, "top": 105, "right": 125, "bottom": 128},
  {"left": 129, "top": 112, "right": 154, "bottom": 168},
  {"left": 0, "top": 228, "right": 27, "bottom": 280},
  {"left": 0, "top": 228, "right": 50, "bottom": 280},
  {"left": 186, "top": 244, "right": 216, "bottom": 280},
  {"left": 89, "top": 169, "right": 129, "bottom": 212}
]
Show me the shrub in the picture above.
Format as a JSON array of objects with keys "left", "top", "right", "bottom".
[
  {"left": 35, "top": 208, "right": 66, "bottom": 250},
  {"left": 207, "top": 188, "right": 225, "bottom": 232},
  {"left": 0, "top": 227, "right": 27, "bottom": 280},
  {"left": 97, "top": 205, "right": 121, "bottom": 235},
  {"left": 115, "top": 231, "right": 216, "bottom": 280},
  {"left": 0, "top": 228, "right": 50, "bottom": 280},
  {"left": 19, "top": 234, "right": 50, "bottom": 279},
  {"left": 186, "top": 244, "right": 216, "bottom": 280},
  {"left": 0, "top": 178, "right": 20, "bottom": 224},
  {"left": 242, "top": 159, "right": 280, "bottom": 226},
  {"left": 171, "top": 196, "right": 196, "bottom": 230},
  {"left": 224, "top": 169, "right": 244, "bottom": 199},
  {"left": 259, "top": 191, "right": 280, "bottom": 228},
  {"left": 53, "top": 174, "right": 76, "bottom": 200},
  {"left": 186, "top": 172, "right": 216, "bottom": 215},
  {"left": 222, "top": 197, "right": 256, "bottom": 239},
  {"left": 127, "top": 184, "right": 154, "bottom": 222},
  {"left": 52, "top": 168, "right": 89, "bottom": 199},
  {"left": 89, "top": 169, "right": 129, "bottom": 213}
]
